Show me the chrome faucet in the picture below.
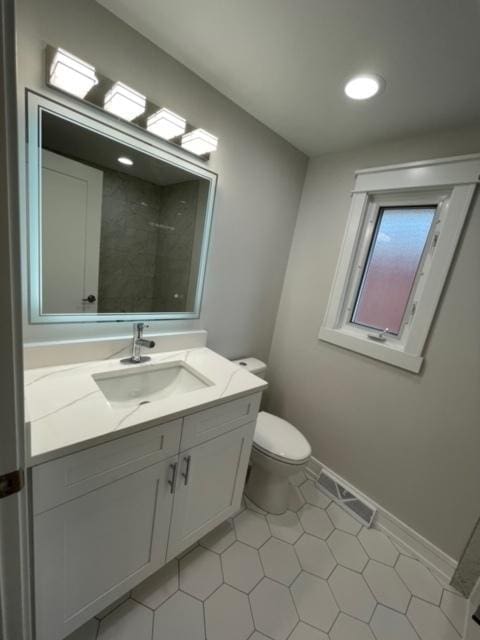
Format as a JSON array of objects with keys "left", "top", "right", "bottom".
[{"left": 121, "top": 323, "right": 155, "bottom": 364}]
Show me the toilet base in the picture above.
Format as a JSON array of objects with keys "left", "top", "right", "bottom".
[{"left": 245, "top": 461, "right": 291, "bottom": 515}]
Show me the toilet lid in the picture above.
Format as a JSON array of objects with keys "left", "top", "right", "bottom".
[{"left": 254, "top": 411, "right": 311, "bottom": 462}]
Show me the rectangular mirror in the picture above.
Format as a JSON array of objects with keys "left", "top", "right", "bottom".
[{"left": 27, "top": 92, "right": 217, "bottom": 323}]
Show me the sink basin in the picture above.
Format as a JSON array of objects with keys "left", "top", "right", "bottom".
[{"left": 92, "top": 361, "right": 213, "bottom": 408}]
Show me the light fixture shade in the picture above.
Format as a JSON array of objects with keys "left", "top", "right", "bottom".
[
  {"left": 147, "top": 108, "right": 186, "bottom": 140},
  {"left": 49, "top": 48, "right": 98, "bottom": 98},
  {"left": 181, "top": 128, "right": 218, "bottom": 155},
  {"left": 104, "top": 82, "right": 146, "bottom": 121}
]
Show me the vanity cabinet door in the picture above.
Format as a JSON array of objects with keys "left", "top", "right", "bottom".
[
  {"left": 34, "top": 456, "right": 176, "bottom": 640},
  {"left": 167, "top": 422, "right": 255, "bottom": 559}
]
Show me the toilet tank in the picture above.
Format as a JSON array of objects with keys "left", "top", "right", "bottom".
[{"left": 232, "top": 357, "right": 267, "bottom": 379}]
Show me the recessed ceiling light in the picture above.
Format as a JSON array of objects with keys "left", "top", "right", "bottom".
[
  {"left": 118, "top": 156, "right": 133, "bottom": 166},
  {"left": 344, "top": 74, "right": 384, "bottom": 100}
]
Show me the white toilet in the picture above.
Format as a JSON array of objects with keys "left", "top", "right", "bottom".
[{"left": 233, "top": 358, "right": 312, "bottom": 514}]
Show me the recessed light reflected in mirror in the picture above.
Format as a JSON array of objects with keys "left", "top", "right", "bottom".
[
  {"left": 344, "top": 74, "right": 385, "bottom": 100},
  {"left": 117, "top": 156, "right": 133, "bottom": 166}
]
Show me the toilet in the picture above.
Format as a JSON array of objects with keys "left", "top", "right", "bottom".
[{"left": 233, "top": 358, "right": 312, "bottom": 514}]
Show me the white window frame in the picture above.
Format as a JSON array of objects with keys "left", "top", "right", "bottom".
[{"left": 319, "top": 153, "right": 480, "bottom": 373}]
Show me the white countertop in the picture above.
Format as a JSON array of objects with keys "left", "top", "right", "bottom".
[{"left": 25, "top": 347, "right": 267, "bottom": 466}]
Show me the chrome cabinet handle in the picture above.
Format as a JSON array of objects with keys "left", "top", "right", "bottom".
[
  {"left": 168, "top": 462, "right": 178, "bottom": 494},
  {"left": 82, "top": 294, "right": 96, "bottom": 303},
  {"left": 181, "top": 455, "right": 191, "bottom": 485}
]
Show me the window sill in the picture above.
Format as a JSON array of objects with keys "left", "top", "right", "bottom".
[{"left": 318, "top": 326, "right": 424, "bottom": 373}]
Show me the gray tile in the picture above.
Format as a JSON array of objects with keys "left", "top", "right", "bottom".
[
  {"left": 205, "top": 584, "right": 253, "bottom": 640},
  {"left": 407, "top": 597, "right": 460, "bottom": 640},
  {"left": 179, "top": 545, "right": 223, "bottom": 600},
  {"left": 299, "top": 481, "right": 331, "bottom": 509},
  {"left": 396, "top": 556, "right": 443, "bottom": 605},
  {"left": 327, "top": 530, "right": 368, "bottom": 571},
  {"left": 131, "top": 559, "right": 178, "bottom": 609},
  {"left": 440, "top": 589, "right": 467, "bottom": 634},
  {"left": 328, "top": 566, "right": 375, "bottom": 623},
  {"left": 290, "top": 471, "right": 307, "bottom": 487},
  {"left": 234, "top": 509, "right": 271, "bottom": 548},
  {"left": 222, "top": 541, "right": 264, "bottom": 593},
  {"left": 291, "top": 572, "right": 338, "bottom": 632},
  {"left": 329, "top": 613, "right": 376, "bottom": 640},
  {"left": 288, "top": 621, "right": 328, "bottom": 640},
  {"left": 98, "top": 600, "right": 152, "bottom": 640},
  {"left": 298, "top": 504, "right": 334, "bottom": 539},
  {"left": 95, "top": 593, "right": 130, "bottom": 620},
  {"left": 326, "top": 503, "right": 361, "bottom": 535},
  {"left": 370, "top": 605, "right": 420, "bottom": 640},
  {"left": 294, "top": 534, "right": 336, "bottom": 579},
  {"left": 259, "top": 537, "right": 301, "bottom": 585},
  {"left": 248, "top": 633, "right": 271, "bottom": 640},
  {"left": 153, "top": 591, "right": 205, "bottom": 640},
  {"left": 364, "top": 560, "right": 410, "bottom": 612},
  {"left": 358, "top": 527, "right": 399, "bottom": 566},
  {"left": 250, "top": 578, "right": 298, "bottom": 640},
  {"left": 267, "top": 510, "right": 303, "bottom": 543},
  {"left": 200, "top": 519, "right": 236, "bottom": 553}
]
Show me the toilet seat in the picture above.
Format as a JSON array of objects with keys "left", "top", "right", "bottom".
[{"left": 253, "top": 411, "right": 311, "bottom": 464}]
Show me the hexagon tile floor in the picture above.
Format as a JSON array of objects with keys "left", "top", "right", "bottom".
[{"left": 66, "top": 473, "right": 467, "bottom": 640}]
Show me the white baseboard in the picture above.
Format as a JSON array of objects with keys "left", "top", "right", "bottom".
[{"left": 306, "top": 456, "right": 457, "bottom": 584}]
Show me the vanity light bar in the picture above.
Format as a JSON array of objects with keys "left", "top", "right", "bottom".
[
  {"left": 104, "top": 81, "right": 146, "bottom": 122},
  {"left": 181, "top": 128, "right": 218, "bottom": 156},
  {"left": 47, "top": 47, "right": 218, "bottom": 157},
  {"left": 147, "top": 108, "right": 186, "bottom": 140},
  {"left": 49, "top": 48, "right": 98, "bottom": 99}
]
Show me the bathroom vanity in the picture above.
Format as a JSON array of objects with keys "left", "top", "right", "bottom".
[{"left": 25, "top": 347, "right": 266, "bottom": 640}]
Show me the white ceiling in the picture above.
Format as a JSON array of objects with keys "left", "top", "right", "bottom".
[{"left": 98, "top": 0, "right": 480, "bottom": 156}]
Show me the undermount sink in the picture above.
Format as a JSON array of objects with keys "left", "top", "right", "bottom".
[{"left": 92, "top": 361, "right": 213, "bottom": 408}]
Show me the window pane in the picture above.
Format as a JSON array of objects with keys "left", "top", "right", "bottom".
[{"left": 351, "top": 206, "right": 436, "bottom": 335}]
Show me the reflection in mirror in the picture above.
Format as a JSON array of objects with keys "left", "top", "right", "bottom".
[{"left": 39, "top": 110, "right": 213, "bottom": 317}]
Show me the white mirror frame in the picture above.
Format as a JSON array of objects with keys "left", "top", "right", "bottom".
[{"left": 26, "top": 91, "right": 217, "bottom": 324}]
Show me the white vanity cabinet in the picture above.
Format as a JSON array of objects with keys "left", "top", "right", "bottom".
[{"left": 32, "top": 392, "right": 261, "bottom": 640}]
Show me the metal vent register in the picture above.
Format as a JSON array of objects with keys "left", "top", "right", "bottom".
[{"left": 317, "top": 469, "right": 376, "bottom": 527}]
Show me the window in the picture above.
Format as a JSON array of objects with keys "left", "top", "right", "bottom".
[{"left": 319, "top": 154, "right": 480, "bottom": 373}]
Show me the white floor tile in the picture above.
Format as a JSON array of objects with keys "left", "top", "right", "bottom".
[
  {"left": 370, "top": 605, "right": 420, "bottom": 640},
  {"left": 98, "top": 600, "right": 153, "bottom": 640},
  {"left": 267, "top": 510, "right": 303, "bottom": 543},
  {"left": 358, "top": 527, "right": 399, "bottom": 566},
  {"left": 290, "top": 471, "right": 307, "bottom": 487},
  {"left": 205, "top": 584, "right": 253, "bottom": 640},
  {"left": 326, "top": 503, "right": 361, "bottom": 535},
  {"left": 234, "top": 509, "right": 271, "bottom": 548},
  {"left": 328, "top": 566, "right": 375, "bottom": 623},
  {"left": 200, "top": 519, "right": 236, "bottom": 553},
  {"left": 131, "top": 559, "right": 178, "bottom": 609},
  {"left": 396, "top": 555, "right": 443, "bottom": 604},
  {"left": 250, "top": 577, "right": 298, "bottom": 640},
  {"left": 153, "top": 591, "right": 205, "bottom": 640},
  {"left": 289, "top": 621, "right": 329, "bottom": 640},
  {"left": 291, "top": 572, "right": 338, "bottom": 632},
  {"left": 327, "top": 530, "right": 368, "bottom": 571},
  {"left": 179, "top": 545, "right": 223, "bottom": 600},
  {"left": 259, "top": 537, "right": 301, "bottom": 585},
  {"left": 329, "top": 613, "right": 376, "bottom": 640},
  {"left": 407, "top": 597, "right": 461, "bottom": 640},
  {"left": 363, "top": 560, "right": 411, "bottom": 612},
  {"left": 222, "top": 541, "right": 264, "bottom": 593},
  {"left": 294, "top": 533, "right": 336, "bottom": 579},
  {"left": 441, "top": 589, "right": 468, "bottom": 634},
  {"left": 298, "top": 504, "right": 334, "bottom": 539},
  {"left": 300, "top": 481, "right": 331, "bottom": 509}
]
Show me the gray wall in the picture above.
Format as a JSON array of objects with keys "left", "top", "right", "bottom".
[
  {"left": 17, "top": 0, "right": 307, "bottom": 360},
  {"left": 267, "top": 124, "right": 480, "bottom": 560}
]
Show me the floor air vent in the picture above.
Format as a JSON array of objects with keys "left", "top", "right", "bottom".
[{"left": 316, "top": 469, "right": 376, "bottom": 528}]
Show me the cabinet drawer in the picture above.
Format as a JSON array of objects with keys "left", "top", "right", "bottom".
[
  {"left": 33, "top": 419, "right": 181, "bottom": 514},
  {"left": 180, "top": 393, "right": 261, "bottom": 450}
]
